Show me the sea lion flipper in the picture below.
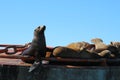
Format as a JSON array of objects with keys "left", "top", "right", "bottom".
[{"left": 29, "top": 61, "right": 41, "bottom": 72}]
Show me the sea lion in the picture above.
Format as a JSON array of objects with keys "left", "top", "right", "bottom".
[
  {"left": 53, "top": 46, "right": 80, "bottom": 58},
  {"left": 53, "top": 41, "right": 101, "bottom": 59},
  {"left": 110, "top": 42, "right": 120, "bottom": 49},
  {"left": 91, "top": 38, "right": 108, "bottom": 51},
  {"left": 53, "top": 42, "right": 89, "bottom": 58},
  {"left": 91, "top": 38, "right": 115, "bottom": 58},
  {"left": 22, "top": 25, "right": 46, "bottom": 72},
  {"left": 67, "top": 41, "right": 90, "bottom": 51},
  {"left": 110, "top": 42, "right": 120, "bottom": 58},
  {"left": 53, "top": 46, "right": 101, "bottom": 59}
]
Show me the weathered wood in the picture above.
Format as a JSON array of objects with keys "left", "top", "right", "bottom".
[
  {"left": 0, "top": 64, "right": 120, "bottom": 80},
  {"left": 0, "top": 58, "right": 120, "bottom": 80},
  {"left": 0, "top": 58, "right": 31, "bottom": 66},
  {"left": 0, "top": 57, "right": 120, "bottom": 66}
]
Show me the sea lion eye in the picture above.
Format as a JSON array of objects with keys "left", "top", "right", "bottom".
[{"left": 38, "top": 26, "right": 40, "bottom": 28}]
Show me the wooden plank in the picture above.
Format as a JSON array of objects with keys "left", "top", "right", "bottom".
[
  {"left": 0, "top": 65, "right": 120, "bottom": 80},
  {"left": 0, "top": 54, "right": 120, "bottom": 66},
  {"left": 0, "top": 58, "right": 31, "bottom": 66}
]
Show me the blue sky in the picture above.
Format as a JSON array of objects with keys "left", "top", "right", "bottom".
[{"left": 0, "top": 0, "right": 120, "bottom": 47}]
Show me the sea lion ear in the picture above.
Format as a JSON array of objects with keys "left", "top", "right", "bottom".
[{"left": 110, "top": 42, "right": 113, "bottom": 45}]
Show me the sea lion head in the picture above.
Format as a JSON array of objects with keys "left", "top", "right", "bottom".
[
  {"left": 34, "top": 25, "right": 46, "bottom": 38},
  {"left": 91, "top": 38, "right": 103, "bottom": 43},
  {"left": 110, "top": 42, "right": 120, "bottom": 48}
]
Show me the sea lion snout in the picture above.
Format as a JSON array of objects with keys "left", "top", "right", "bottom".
[
  {"left": 37, "top": 25, "right": 46, "bottom": 32},
  {"left": 41, "top": 25, "right": 46, "bottom": 30}
]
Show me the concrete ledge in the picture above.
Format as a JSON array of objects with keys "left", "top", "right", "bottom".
[{"left": 0, "top": 64, "right": 120, "bottom": 80}]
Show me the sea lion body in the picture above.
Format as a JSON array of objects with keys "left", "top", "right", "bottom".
[
  {"left": 67, "top": 42, "right": 90, "bottom": 51},
  {"left": 91, "top": 38, "right": 116, "bottom": 58},
  {"left": 53, "top": 42, "right": 101, "bottom": 59},
  {"left": 22, "top": 26, "right": 46, "bottom": 72},
  {"left": 91, "top": 38, "right": 108, "bottom": 51},
  {"left": 110, "top": 42, "right": 120, "bottom": 58}
]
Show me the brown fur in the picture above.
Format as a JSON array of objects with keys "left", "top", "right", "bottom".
[
  {"left": 53, "top": 41, "right": 101, "bottom": 59},
  {"left": 110, "top": 42, "right": 120, "bottom": 58},
  {"left": 111, "top": 42, "right": 120, "bottom": 48},
  {"left": 66, "top": 42, "right": 90, "bottom": 51},
  {"left": 91, "top": 38, "right": 117, "bottom": 58},
  {"left": 53, "top": 46, "right": 80, "bottom": 58},
  {"left": 91, "top": 38, "right": 108, "bottom": 51},
  {"left": 53, "top": 46, "right": 101, "bottom": 59},
  {"left": 22, "top": 25, "right": 46, "bottom": 63}
]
